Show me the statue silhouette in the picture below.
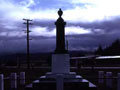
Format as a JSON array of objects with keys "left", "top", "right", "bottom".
[{"left": 54, "top": 8, "right": 68, "bottom": 54}]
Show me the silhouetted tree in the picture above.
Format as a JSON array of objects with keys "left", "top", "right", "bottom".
[
  {"left": 95, "top": 45, "right": 103, "bottom": 55},
  {"left": 103, "top": 39, "right": 120, "bottom": 55}
]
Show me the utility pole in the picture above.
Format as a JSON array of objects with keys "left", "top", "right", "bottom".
[{"left": 23, "top": 19, "right": 32, "bottom": 69}]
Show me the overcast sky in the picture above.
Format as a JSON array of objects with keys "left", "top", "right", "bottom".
[{"left": 0, "top": 0, "right": 120, "bottom": 54}]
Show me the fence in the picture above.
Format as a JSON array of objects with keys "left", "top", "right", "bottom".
[
  {"left": 0, "top": 72, "right": 25, "bottom": 90},
  {"left": 1, "top": 71, "right": 120, "bottom": 90},
  {"left": 98, "top": 71, "right": 120, "bottom": 90}
]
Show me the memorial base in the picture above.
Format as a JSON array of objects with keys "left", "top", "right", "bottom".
[
  {"left": 25, "top": 54, "right": 97, "bottom": 90},
  {"left": 45, "top": 72, "right": 76, "bottom": 78},
  {"left": 52, "top": 54, "right": 70, "bottom": 74},
  {"left": 25, "top": 74, "right": 97, "bottom": 90}
]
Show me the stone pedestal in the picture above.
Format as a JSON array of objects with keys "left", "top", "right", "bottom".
[{"left": 52, "top": 54, "right": 70, "bottom": 74}]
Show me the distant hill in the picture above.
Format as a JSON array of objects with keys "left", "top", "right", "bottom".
[
  {"left": 0, "top": 50, "right": 92, "bottom": 62},
  {"left": 95, "top": 39, "right": 120, "bottom": 56}
]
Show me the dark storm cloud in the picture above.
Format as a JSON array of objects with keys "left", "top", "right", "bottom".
[
  {"left": 24, "top": 17, "right": 120, "bottom": 36},
  {"left": 1, "top": 0, "right": 120, "bottom": 53},
  {"left": 66, "top": 32, "right": 120, "bottom": 51},
  {"left": 28, "top": 17, "right": 120, "bottom": 34},
  {"left": 32, "top": 19, "right": 55, "bottom": 31},
  {"left": 67, "top": 17, "right": 120, "bottom": 34},
  {"left": 0, "top": 36, "right": 56, "bottom": 54},
  {"left": 0, "top": 29, "right": 119, "bottom": 54}
]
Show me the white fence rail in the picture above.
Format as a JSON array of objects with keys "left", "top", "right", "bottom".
[{"left": 0, "top": 72, "right": 25, "bottom": 90}]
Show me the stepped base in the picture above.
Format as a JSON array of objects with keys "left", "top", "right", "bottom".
[
  {"left": 25, "top": 74, "right": 97, "bottom": 90},
  {"left": 45, "top": 72, "right": 76, "bottom": 78}
]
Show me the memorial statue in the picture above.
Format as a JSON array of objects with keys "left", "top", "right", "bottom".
[{"left": 55, "top": 8, "right": 68, "bottom": 54}]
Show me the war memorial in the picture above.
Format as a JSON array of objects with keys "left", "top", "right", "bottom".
[{"left": 24, "top": 9, "right": 97, "bottom": 90}]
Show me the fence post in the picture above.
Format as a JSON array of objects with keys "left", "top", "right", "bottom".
[
  {"left": 0, "top": 74, "right": 4, "bottom": 90},
  {"left": 117, "top": 73, "right": 120, "bottom": 90},
  {"left": 98, "top": 71, "right": 104, "bottom": 85},
  {"left": 106, "top": 72, "right": 112, "bottom": 88},
  {"left": 20, "top": 72, "right": 25, "bottom": 85},
  {"left": 56, "top": 74, "right": 64, "bottom": 90},
  {"left": 10, "top": 73, "right": 17, "bottom": 89}
]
